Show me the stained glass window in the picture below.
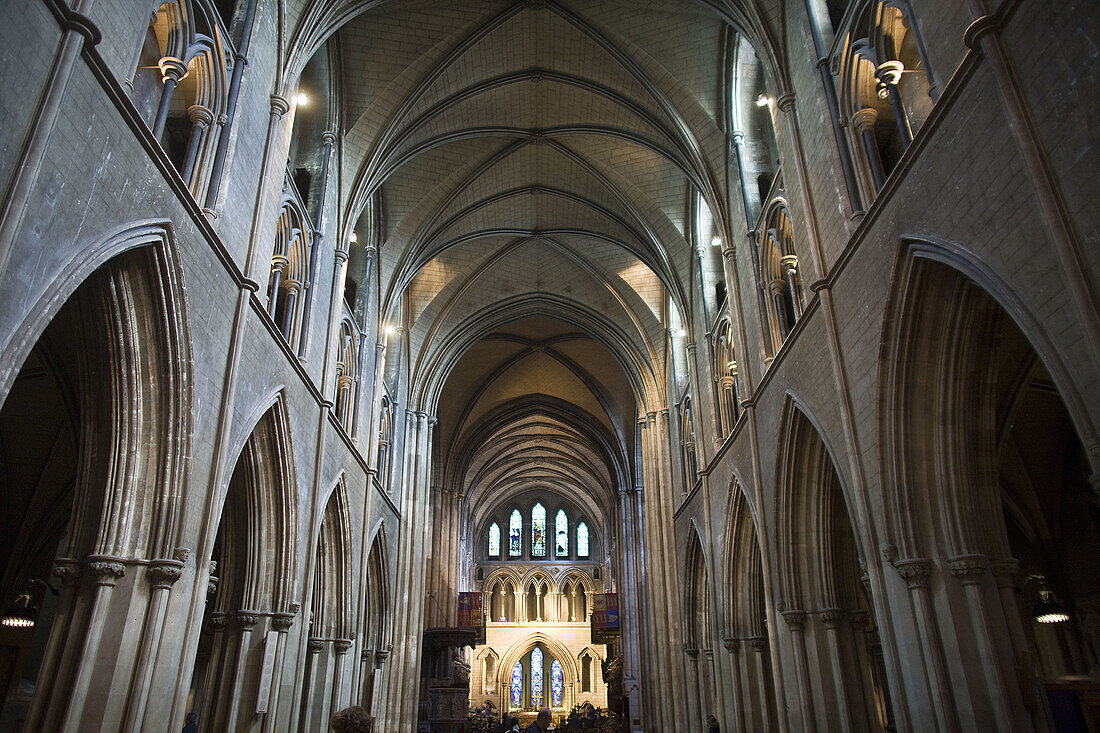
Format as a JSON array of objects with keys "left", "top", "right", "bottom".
[
  {"left": 488, "top": 522, "right": 501, "bottom": 557},
  {"left": 577, "top": 522, "right": 589, "bottom": 557},
  {"left": 509, "top": 509, "right": 522, "bottom": 556},
  {"left": 530, "top": 647, "right": 543, "bottom": 707},
  {"left": 511, "top": 661, "right": 523, "bottom": 707},
  {"left": 555, "top": 510, "right": 568, "bottom": 557},
  {"left": 531, "top": 503, "right": 546, "bottom": 557},
  {"left": 550, "top": 659, "right": 563, "bottom": 706}
]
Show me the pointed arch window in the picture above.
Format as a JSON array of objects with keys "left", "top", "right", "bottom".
[
  {"left": 509, "top": 510, "right": 522, "bottom": 557},
  {"left": 488, "top": 522, "right": 501, "bottom": 557},
  {"left": 555, "top": 510, "right": 568, "bottom": 557},
  {"left": 531, "top": 503, "right": 546, "bottom": 557},
  {"left": 510, "top": 661, "right": 523, "bottom": 707},
  {"left": 550, "top": 659, "right": 563, "bottom": 706},
  {"left": 530, "top": 647, "right": 544, "bottom": 707},
  {"left": 577, "top": 522, "right": 590, "bottom": 558}
]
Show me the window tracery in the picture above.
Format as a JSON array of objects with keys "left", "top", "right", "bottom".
[
  {"left": 555, "top": 510, "right": 568, "bottom": 557},
  {"left": 531, "top": 503, "right": 546, "bottom": 557}
]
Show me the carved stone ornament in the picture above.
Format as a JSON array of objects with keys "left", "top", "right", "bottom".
[
  {"left": 722, "top": 637, "right": 740, "bottom": 653},
  {"left": 747, "top": 637, "right": 768, "bottom": 653},
  {"left": 272, "top": 612, "right": 296, "bottom": 632},
  {"left": 893, "top": 558, "right": 932, "bottom": 589},
  {"left": 307, "top": 638, "right": 325, "bottom": 654},
  {"left": 949, "top": 555, "right": 988, "bottom": 584},
  {"left": 147, "top": 560, "right": 185, "bottom": 589},
  {"left": 819, "top": 608, "right": 845, "bottom": 628},
  {"left": 781, "top": 609, "right": 806, "bottom": 630},
  {"left": 52, "top": 564, "right": 81, "bottom": 588},
  {"left": 334, "top": 639, "right": 353, "bottom": 655},
  {"left": 87, "top": 558, "right": 126, "bottom": 585},
  {"left": 235, "top": 611, "right": 261, "bottom": 629}
]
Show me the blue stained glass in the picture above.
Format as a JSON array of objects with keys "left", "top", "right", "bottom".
[
  {"left": 555, "top": 510, "right": 568, "bottom": 557},
  {"left": 509, "top": 510, "right": 522, "bottom": 556},
  {"left": 550, "top": 659, "right": 563, "bottom": 706},
  {"left": 531, "top": 503, "right": 546, "bottom": 557},
  {"left": 530, "top": 647, "right": 543, "bottom": 707},
  {"left": 489, "top": 522, "right": 501, "bottom": 556},
  {"left": 577, "top": 522, "right": 589, "bottom": 557},
  {"left": 511, "top": 661, "right": 523, "bottom": 707}
]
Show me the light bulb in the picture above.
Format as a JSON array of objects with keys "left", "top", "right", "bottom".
[{"left": 296, "top": 92, "right": 308, "bottom": 107}]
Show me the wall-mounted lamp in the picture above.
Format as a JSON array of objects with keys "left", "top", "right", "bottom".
[
  {"left": 1034, "top": 589, "right": 1070, "bottom": 624},
  {"left": 1, "top": 593, "right": 36, "bottom": 628},
  {"left": 349, "top": 232, "right": 358, "bottom": 244},
  {"left": 296, "top": 92, "right": 309, "bottom": 107},
  {"left": 710, "top": 235, "right": 722, "bottom": 247},
  {"left": 755, "top": 94, "right": 771, "bottom": 107}
]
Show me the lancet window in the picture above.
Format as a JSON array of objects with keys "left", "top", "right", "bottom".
[
  {"left": 758, "top": 201, "right": 803, "bottom": 354},
  {"left": 268, "top": 191, "right": 312, "bottom": 350},
  {"left": 531, "top": 503, "right": 547, "bottom": 557},
  {"left": 333, "top": 320, "right": 358, "bottom": 433},
  {"left": 577, "top": 523, "right": 589, "bottom": 558},
  {"left": 485, "top": 502, "right": 594, "bottom": 561},
  {"left": 713, "top": 317, "right": 740, "bottom": 435},
  {"left": 509, "top": 510, "right": 523, "bottom": 557},
  {"left": 555, "top": 510, "right": 568, "bottom": 557},
  {"left": 488, "top": 522, "right": 501, "bottom": 557}
]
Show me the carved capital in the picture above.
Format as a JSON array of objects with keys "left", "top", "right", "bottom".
[
  {"left": 147, "top": 559, "right": 185, "bottom": 589},
  {"left": 949, "top": 554, "right": 988, "bottom": 585},
  {"left": 235, "top": 611, "right": 261, "bottom": 629},
  {"left": 52, "top": 563, "right": 81, "bottom": 588},
  {"left": 87, "top": 557, "right": 126, "bottom": 585},
  {"left": 322, "top": 130, "right": 338, "bottom": 147},
  {"left": 776, "top": 91, "right": 796, "bottom": 112},
  {"left": 270, "top": 95, "right": 291, "bottom": 117},
  {"left": 272, "top": 612, "right": 296, "bottom": 632},
  {"left": 747, "top": 636, "right": 768, "bottom": 653},
  {"left": 847, "top": 610, "right": 870, "bottom": 630},
  {"left": 334, "top": 638, "right": 353, "bottom": 655},
  {"left": 682, "top": 646, "right": 699, "bottom": 658},
  {"left": 722, "top": 637, "right": 740, "bottom": 653},
  {"left": 779, "top": 253, "right": 799, "bottom": 274},
  {"left": 208, "top": 612, "right": 228, "bottom": 632},
  {"left": 990, "top": 558, "right": 1019, "bottom": 589},
  {"left": 819, "top": 608, "right": 845, "bottom": 628},
  {"left": 187, "top": 104, "right": 214, "bottom": 128},
  {"left": 851, "top": 107, "right": 878, "bottom": 134},
  {"left": 894, "top": 558, "right": 932, "bottom": 590},
  {"left": 361, "top": 648, "right": 375, "bottom": 662},
  {"left": 158, "top": 56, "right": 188, "bottom": 84},
  {"left": 307, "top": 638, "right": 325, "bottom": 654},
  {"left": 374, "top": 648, "right": 390, "bottom": 665},
  {"left": 781, "top": 610, "right": 806, "bottom": 630}
]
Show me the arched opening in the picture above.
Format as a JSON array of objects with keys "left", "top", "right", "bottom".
[
  {"left": 334, "top": 320, "right": 359, "bottom": 432},
  {"left": 779, "top": 403, "right": 892, "bottom": 732},
  {"left": 757, "top": 200, "right": 803, "bottom": 355},
  {"left": 724, "top": 485, "right": 777, "bottom": 732},
  {"left": 0, "top": 242, "right": 189, "bottom": 729},
  {"left": 885, "top": 255, "right": 1100, "bottom": 730},
  {"left": 360, "top": 532, "right": 389, "bottom": 713},
  {"left": 186, "top": 401, "right": 297, "bottom": 732},
  {"left": 684, "top": 531, "right": 716, "bottom": 733}
]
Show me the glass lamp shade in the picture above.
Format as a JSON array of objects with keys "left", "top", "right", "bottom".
[{"left": 1, "top": 594, "right": 37, "bottom": 628}]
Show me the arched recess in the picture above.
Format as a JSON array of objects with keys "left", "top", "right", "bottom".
[
  {"left": 722, "top": 481, "right": 777, "bottom": 732},
  {"left": 299, "top": 480, "right": 355, "bottom": 731},
  {"left": 496, "top": 633, "right": 579, "bottom": 713},
  {"left": 359, "top": 526, "right": 389, "bottom": 713},
  {"left": 0, "top": 232, "right": 191, "bottom": 729},
  {"left": 776, "top": 399, "right": 893, "bottom": 732},
  {"left": 683, "top": 527, "right": 716, "bottom": 733},
  {"left": 880, "top": 247, "right": 1100, "bottom": 731},
  {"left": 186, "top": 397, "right": 298, "bottom": 733}
]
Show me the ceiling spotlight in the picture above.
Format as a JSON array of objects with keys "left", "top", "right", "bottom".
[
  {"left": 296, "top": 92, "right": 309, "bottom": 107},
  {"left": 710, "top": 235, "right": 722, "bottom": 247},
  {"left": 755, "top": 94, "right": 771, "bottom": 107},
  {"left": 1, "top": 593, "right": 37, "bottom": 629},
  {"left": 349, "top": 232, "right": 358, "bottom": 243},
  {"left": 1034, "top": 589, "right": 1069, "bottom": 624}
]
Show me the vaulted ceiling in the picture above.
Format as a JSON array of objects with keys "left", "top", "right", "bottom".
[{"left": 290, "top": 0, "right": 789, "bottom": 506}]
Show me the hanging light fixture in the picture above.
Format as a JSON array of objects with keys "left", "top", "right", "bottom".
[
  {"left": 1034, "top": 589, "right": 1069, "bottom": 624},
  {"left": 1, "top": 593, "right": 37, "bottom": 629}
]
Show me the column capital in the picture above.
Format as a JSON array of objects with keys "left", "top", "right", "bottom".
[
  {"left": 158, "top": 56, "right": 188, "bottom": 84},
  {"left": 86, "top": 556, "right": 126, "bottom": 586},
  {"left": 851, "top": 107, "right": 878, "bottom": 134},
  {"left": 819, "top": 608, "right": 845, "bottom": 628},
  {"left": 270, "top": 94, "right": 291, "bottom": 118},
  {"left": 307, "top": 637, "right": 326, "bottom": 654},
  {"left": 747, "top": 636, "right": 768, "bottom": 653},
  {"left": 147, "top": 559, "right": 186, "bottom": 589},
  {"left": 776, "top": 91, "right": 796, "bottom": 112},
  {"left": 781, "top": 609, "right": 806, "bottom": 629},
  {"left": 949, "top": 554, "right": 989, "bottom": 585},
  {"left": 235, "top": 610, "right": 262, "bottom": 629},
  {"left": 989, "top": 558, "right": 1020, "bottom": 588},
  {"left": 322, "top": 130, "right": 338, "bottom": 147},
  {"left": 334, "top": 638, "right": 354, "bottom": 655},
  {"left": 893, "top": 557, "right": 932, "bottom": 589},
  {"left": 187, "top": 104, "right": 214, "bottom": 128},
  {"left": 272, "top": 612, "right": 296, "bottom": 632}
]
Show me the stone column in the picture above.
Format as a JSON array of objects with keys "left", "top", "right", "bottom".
[
  {"left": 124, "top": 558, "right": 186, "bottom": 732},
  {"left": 724, "top": 637, "right": 745, "bottom": 732},
  {"left": 180, "top": 104, "right": 213, "bottom": 182},
  {"left": 820, "top": 609, "right": 854, "bottom": 733},
  {"left": 152, "top": 57, "right": 187, "bottom": 138},
  {"left": 332, "top": 638, "right": 353, "bottom": 714},
  {"left": 684, "top": 647, "right": 702, "bottom": 733},
  {"left": 851, "top": 108, "right": 886, "bottom": 191},
  {"left": 60, "top": 557, "right": 126, "bottom": 729},
  {"left": 198, "top": 611, "right": 229, "bottom": 728},
  {"left": 950, "top": 554, "right": 1023, "bottom": 731},
  {"left": 893, "top": 558, "right": 955, "bottom": 730},
  {"left": 261, "top": 610, "right": 297, "bottom": 733},
  {"left": 223, "top": 611, "right": 261, "bottom": 732},
  {"left": 781, "top": 610, "right": 815, "bottom": 733},
  {"left": 747, "top": 637, "right": 771, "bottom": 732},
  {"left": 779, "top": 254, "right": 802, "bottom": 319}
]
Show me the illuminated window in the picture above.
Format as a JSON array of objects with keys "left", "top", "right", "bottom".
[
  {"left": 488, "top": 522, "right": 501, "bottom": 557},
  {"left": 509, "top": 509, "right": 522, "bottom": 556},
  {"left": 530, "top": 647, "right": 543, "bottom": 707},
  {"left": 531, "top": 503, "right": 546, "bottom": 557},
  {"left": 577, "top": 522, "right": 589, "bottom": 558},
  {"left": 550, "top": 659, "right": 563, "bottom": 706},
  {"left": 555, "top": 510, "right": 568, "bottom": 557},
  {"left": 511, "top": 661, "right": 523, "bottom": 707}
]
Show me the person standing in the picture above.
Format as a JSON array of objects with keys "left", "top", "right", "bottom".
[{"left": 525, "top": 708, "right": 553, "bottom": 732}]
